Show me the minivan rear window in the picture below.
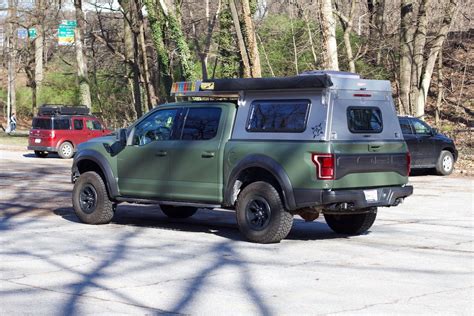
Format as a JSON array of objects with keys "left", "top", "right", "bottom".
[
  {"left": 247, "top": 99, "right": 310, "bottom": 133},
  {"left": 347, "top": 107, "right": 383, "bottom": 133},
  {"left": 32, "top": 118, "right": 52, "bottom": 130}
]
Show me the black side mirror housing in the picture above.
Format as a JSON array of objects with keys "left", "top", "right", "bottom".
[
  {"left": 431, "top": 128, "right": 439, "bottom": 135},
  {"left": 117, "top": 128, "right": 128, "bottom": 147}
]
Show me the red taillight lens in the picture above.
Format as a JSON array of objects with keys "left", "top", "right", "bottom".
[
  {"left": 406, "top": 152, "right": 411, "bottom": 176},
  {"left": 312, "top": 153, "right": 335, "bottom": 180}
]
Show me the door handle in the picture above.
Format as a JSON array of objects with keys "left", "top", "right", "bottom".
[
  {"left": 155, "top": 151, "right": 167, "bottom": 157},
  {"left": 201, "top": 151, "right": 215, "bottom": 158}
]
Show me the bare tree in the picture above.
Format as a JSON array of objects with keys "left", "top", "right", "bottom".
[
  {"left": 74, "top": 0, "right": 92, "bottom": 109},
  {"left": 318, "top": 0, "right": 339, "bottom": 70}
]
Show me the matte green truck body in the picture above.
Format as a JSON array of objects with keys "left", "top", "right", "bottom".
[{"left": 71, "top": 71, "right": 413, "bottom": 243}]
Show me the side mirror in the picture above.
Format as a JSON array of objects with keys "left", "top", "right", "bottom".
[
  {"left": 431, "top": 128, "right": 439, "bottom": 135},
  {"left": 117, "top": 128, "right": 128, "bottom": 147}
]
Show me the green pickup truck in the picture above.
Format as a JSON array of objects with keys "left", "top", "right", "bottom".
[{"left": 71, "top": 71, "right": 413, "bottom": 243}]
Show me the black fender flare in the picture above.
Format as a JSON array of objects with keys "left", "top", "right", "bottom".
[
  {"left": 72, "top": 149, "right": 119, "bottom": 198},
  {"left": 224, "top": 154, "right": 296, "bottom": 210}
]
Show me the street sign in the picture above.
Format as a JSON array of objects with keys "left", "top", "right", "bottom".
[
  {"left": 58, "top": 20, "right": 76, "bottom": 46},
  {"left": 17, "top": 27, "right": 36, "bottom": 39},
  {"left": 28, "top": 28, "right": 36, "bottom": 38}
]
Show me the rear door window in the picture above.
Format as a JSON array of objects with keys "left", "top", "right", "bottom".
[
  {"left": 347, "top": 107, "right": 383, "bottom": 133},
  {"left": 181, "top": 108, "right": 221, "bottom": 140},
  {"left": 32, "top": 118, "right": 52, "bottom": 130},
  {"left": 53, "top": 119, "right": 71, "bottom": 130},
  {"left": 73, "top": 119, "right": 84, "bottom": 130},
  {"left": 246, "top": 99, "right": 310, "bottom": 133}
]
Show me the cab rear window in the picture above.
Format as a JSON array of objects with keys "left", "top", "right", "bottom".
[
  {"left": 347, "top": 107, "right": 383, "bottom": 133},
  {"left": 32, "top": 118, "right": 52, "bottom": 130}
]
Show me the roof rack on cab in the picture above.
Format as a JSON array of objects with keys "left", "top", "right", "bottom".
[
  {"left": 38, "top": 104, "right": 90, "bottom": 116},
  {"left": 170, "top": 72, "right": 333, "bottom": 98}
]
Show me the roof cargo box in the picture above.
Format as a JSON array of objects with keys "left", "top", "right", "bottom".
[{"left": 38, "top": 105, "right": 89, "bottom": 116}]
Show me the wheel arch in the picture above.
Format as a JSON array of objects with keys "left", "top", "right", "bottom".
[
  {"left": 224, "top": 154, "right": 296, "bottom": 210},
  {"left": 442, "top": 146, "right": 457, "bottom": 161},
  {"left": 73, "top": 149, "right": 119, "bottom": 198}
]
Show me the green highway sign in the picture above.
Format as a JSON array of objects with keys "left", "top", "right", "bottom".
[{"left": 58, "top": 20, "right": 76, "bottom": 46}]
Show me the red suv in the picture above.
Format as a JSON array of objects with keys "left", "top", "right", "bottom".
[{"left": 28, "top": 105, "right": 112, "bottom": 159}]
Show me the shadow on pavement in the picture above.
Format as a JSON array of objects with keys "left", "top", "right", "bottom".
[{"left": 54, "top": 205, "right": 343, "bottom": 242}]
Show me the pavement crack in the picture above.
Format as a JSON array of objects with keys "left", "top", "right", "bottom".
[{"left": 4, "top": 279, "right": 186, "bottom": 315}]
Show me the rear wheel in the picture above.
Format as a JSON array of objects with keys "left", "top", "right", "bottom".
[
  {"left": 72, "top": 171, "right": 115, "bottom": 224},
  {"left": 160, "top": 205, "right": 198, "bottom": 219},
  {"left": 58, "top": 141, "right": 74, "bottom": 159},
  {"left": 236, "top": 181, "right": 293, "bottom": 243},
  {"left": 34, "top": 150, "right": 48, "bottom": 158},
  {"left": 436, "top": 150, "right": 454, "bottom": 176},
  {"left": 324, "top": 208, "right": 377, "bottom": 235}
]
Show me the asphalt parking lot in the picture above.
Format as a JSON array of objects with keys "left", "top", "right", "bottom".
[{"left": 1, "top": 147, "right": 473, "bottom": 315}]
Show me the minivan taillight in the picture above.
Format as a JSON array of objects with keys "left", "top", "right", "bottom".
[
  {"left": 312, "top": 153, "right": 335, "bottom": 180},
  {"left": 406, "top": 152, "right": 411, "bottom": 176}
]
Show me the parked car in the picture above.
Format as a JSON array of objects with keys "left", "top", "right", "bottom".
[
  {"left": 398, "top": 116, "right": 458, "bottom": 175},
  {"left": 28, "top": 105, "right": 112, "bottom": 159},
  {"left": 71, "top": 71, "right": 413, "bottom": 243}
]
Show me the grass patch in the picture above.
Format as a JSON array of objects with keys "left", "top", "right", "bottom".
[{"left": 0, "top": 133, "right": 29, "bottom": 147}]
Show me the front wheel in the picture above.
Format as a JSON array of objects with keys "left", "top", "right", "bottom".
[
  {"left": 160, "top": 205, "right": 198, "bottom": 218},
  {"left": 436, "top": 150, "right": 454, "bottom": 176},
  {"left": 324, "top": 208, "right": 377, "bottom": 235},
  {"left": 34, "top": 150, "right": 48, "bottom": 158},
  {"left": 58, "top": 141, "right": 74, "bottom": 159},
  {"left": 236, "top": 181, "right": 293, "bottom": 243},
  {"left": 72, "top": 171, "right": 115, "bottom": 224}
]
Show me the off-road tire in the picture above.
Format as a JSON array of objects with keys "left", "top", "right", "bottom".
[
  {"left": 34, "top": 150, "right": 48, "bottom": 158},
  {"left": 435, "top": 150, "right": 454, "bottom": 176},
  {"left": 72, "top": 171, "right": 115, "bottom": 224},
  {"left": 324, "top": 208, "right": 377, "bottom": 235},
  {"left": 160, "top": 205, "right": 198, "bottom": 219},
  {"left": 58, "top": 141, "right": 74, "bottom": 159},
  {"left": 236, "top": 181, "right": 293, "bottom": 243}
]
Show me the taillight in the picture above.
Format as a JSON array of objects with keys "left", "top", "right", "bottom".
[
  {"left": 312, "top": 153, "right": 335, "bottom": 180},
  {"left": 406, "top": 152, "right": 411, "bottom": 176}
]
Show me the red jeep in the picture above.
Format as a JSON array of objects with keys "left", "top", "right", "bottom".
[{"left": 28, "top": 105, "right": 112, "bottom": 159}]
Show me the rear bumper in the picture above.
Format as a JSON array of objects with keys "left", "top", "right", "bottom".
[
  {"left": 294, "top": 185, "right": 413, "bottom": 210},
  {"left": 27, "top": 146, "right": 56, "bottom": 152}
]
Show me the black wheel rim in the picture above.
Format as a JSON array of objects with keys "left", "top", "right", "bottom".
[
  {"left": 79, "top": 184, "right": 98, "bottom": 214},
  {"left": 245, "top": 197, "right": 271, "bottom": 231}
]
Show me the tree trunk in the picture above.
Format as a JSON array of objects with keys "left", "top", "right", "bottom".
[
  {"left": 410, "top": 0, "right": 429, "bottom": 113},
  {"left": 229, "top": 0, "right": 251, "bottom": 78},
  {"left": 336, "top": 0, "right": 357, "bottom": 73},
  {"left": 399, "top": 0, "right": 415, "bottom": 115},
  {"left": 6, "top": 0, "right": 17, "bottom": 125},
  {"left": 158, "top": 0, "right": 195, "bottom": 80},
  {"left": 415, "top": 0, "right": 457, "bottom": 118},
  {"left": 143, "top": 0, "right": 173, "bottom": 97},
  {"left": 241, "top": 0, "right": 262, "bottom": 77},
  {"left": 34, "top": 0, "right": 44, "bottom": 114},
  {"left": 74, "top": 0, "right": 92, "bottom": 109},
  {"left": 435, "top": 49, "right": 443, "bottom": 125},
  {"left": 319, "top": 0, "right": 339, "bottom": 70},
  {"left": 136, "top": 0, "right": 157, "bottom": 111}
]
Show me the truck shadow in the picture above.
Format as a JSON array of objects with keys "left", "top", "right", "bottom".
[
  {"left": 22, "top": 153, "right": 62, "bottom": 159},
  {"left": 54, "top": 205, "right": 345, "bottom": 242}
]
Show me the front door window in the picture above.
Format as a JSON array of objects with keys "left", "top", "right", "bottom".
[{"left": 132, "top": 109, "right": 179, "bottom": 146}]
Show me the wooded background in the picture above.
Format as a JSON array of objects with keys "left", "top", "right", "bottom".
[{"left": 0, "top": 0, "right": 472, "bottom": 131}]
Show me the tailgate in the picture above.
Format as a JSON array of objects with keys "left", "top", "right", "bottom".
[{"left": 332, "top": 141, "right": 409, "bottom": 189}]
